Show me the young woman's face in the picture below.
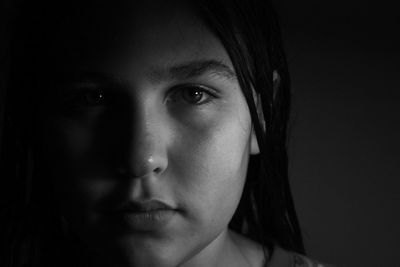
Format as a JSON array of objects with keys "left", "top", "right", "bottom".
[{"left": 40, "top": 1, "right": 259, "bottom": 266}]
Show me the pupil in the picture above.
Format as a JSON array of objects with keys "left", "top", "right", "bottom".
[
  {"left": 86, "top": 92, "right": 103, "bottom": 105},
  {"left": 188, "top": 89, "right": 202, "bottom": 102}
]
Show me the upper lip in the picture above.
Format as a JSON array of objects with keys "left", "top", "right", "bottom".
[{"left": 115, "top": 200, "right": 176, "bottom": 213}]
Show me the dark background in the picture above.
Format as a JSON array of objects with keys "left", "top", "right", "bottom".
[
  {"left": 274, "top": 1, "right": 400, "bottom": 266},
  {"left": 1, "top": 1, "right": 399, "bottom": 267}
]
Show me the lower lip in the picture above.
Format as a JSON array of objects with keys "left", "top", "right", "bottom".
[{"left": 114, "top": 209, "right": 176, "bottom": 232}]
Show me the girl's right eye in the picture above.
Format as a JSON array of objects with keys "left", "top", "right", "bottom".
[
  {"left": 63, "top": 88, "right": 106, "bottom": 108},
  {"left": 81, "top": 90, "right": 104, "bottom": 106}
]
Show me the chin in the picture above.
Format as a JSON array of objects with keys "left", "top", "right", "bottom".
[{"left": 111, "top": 235, "right": 186, "bottom": 267}]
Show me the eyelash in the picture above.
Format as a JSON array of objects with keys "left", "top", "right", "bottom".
[{"left": 167, "top": 84, "right": 219, "bottom": 106}]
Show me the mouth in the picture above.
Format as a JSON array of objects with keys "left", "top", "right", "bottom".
[
  {"left": 116, "top": 199, "right": 176, "bottom": 213},
  {"left": 110, "top": 200, "right": 178, "bottom": 232}
]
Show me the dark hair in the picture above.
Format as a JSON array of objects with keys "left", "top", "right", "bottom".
[
  {"left": 1, "top": 0, "right": 304, "bottom": 265},
  {"left": 196, "top": 0, "right": 304, "bottom": 254}
]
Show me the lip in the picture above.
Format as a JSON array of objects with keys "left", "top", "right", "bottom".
[
  {"left": 116, "top": 199, "right": 176, "bottom": 213},
  {"left": 110, "top": 200, "right": 178, "bottom": 232}
]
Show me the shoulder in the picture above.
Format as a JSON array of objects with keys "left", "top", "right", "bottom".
[
  {"left": 268, "top": 246, "right": 338, "bottom": 267},
  {"left": 228, "top": 231, "right": 338, "bottom": 267}
]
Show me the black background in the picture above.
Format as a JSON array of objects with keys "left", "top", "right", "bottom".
[{"left": 274, "top": 0, "right": 400, "bottom": 266}]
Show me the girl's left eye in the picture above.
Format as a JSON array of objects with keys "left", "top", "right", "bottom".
[{"left": 168, "top": 85, "right": 217, "bottom": 105}]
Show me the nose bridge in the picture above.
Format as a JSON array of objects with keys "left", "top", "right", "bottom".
[{"left": 120, "top": 96, "right": 168, "bottom": 178}]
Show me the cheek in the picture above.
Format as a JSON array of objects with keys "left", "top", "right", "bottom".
[
  {"left": 170, "top": 107, "right": 252, "bottom": 228},
  {"left": 51, "top": 116, "right": 100, "bottom": 162},
  {"left": 43, "top": 117, "right": 112, "bottom": 222}
]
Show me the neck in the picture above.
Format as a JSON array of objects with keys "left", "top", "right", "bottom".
[{"left": 179, "top": 229, "right": 254, "bottom": 267}]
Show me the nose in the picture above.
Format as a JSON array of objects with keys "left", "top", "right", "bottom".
[{"left": 115, "top": 102, "right": 168, "bottom": 178}]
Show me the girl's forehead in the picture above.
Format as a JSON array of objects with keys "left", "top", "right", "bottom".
[{"left": 49, "top": 0, "right": 232, "bottom": 76}]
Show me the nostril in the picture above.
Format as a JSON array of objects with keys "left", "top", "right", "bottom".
[
  {"left": 115, "top": 158, "right": 166, "bottom": 179},
  {"left": 115, "top": 137, "right": 168, "bottom": 178},
  {"left": 153, "top": 167, "right": 163, "bottom": 174},
  {"left": 115, "top": 166, "right": 132, "bottom": 178},
  {"left": 115, "top": 166, "right": 147, "bottom": 179}
]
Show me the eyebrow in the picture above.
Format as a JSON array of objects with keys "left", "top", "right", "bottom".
[
  {"left": 69, "top": 60, "right": 236, "bottom": 86},
  {"left": 162, "top": 59, "right": 237, "bottom": 82}
]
